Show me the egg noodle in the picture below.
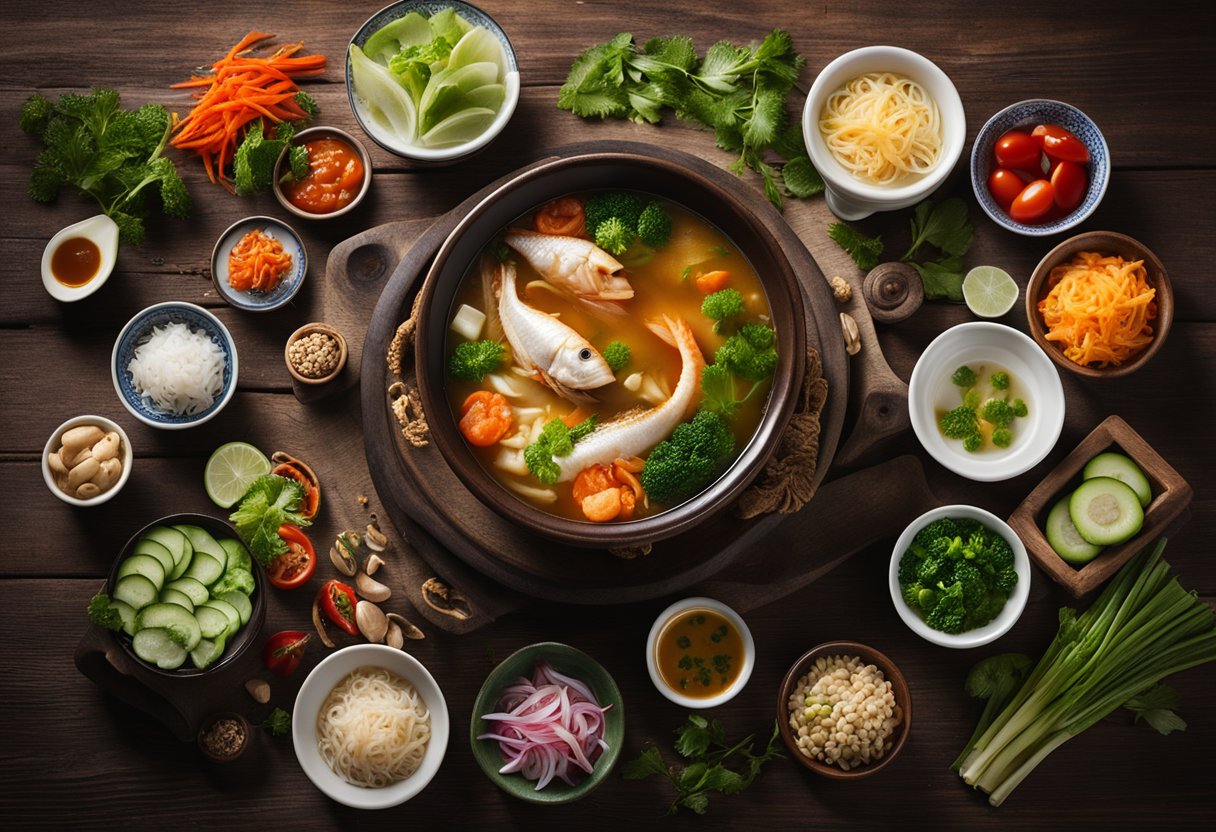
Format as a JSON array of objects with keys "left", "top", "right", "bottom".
[
  {"left": 818, "top": 72, "right": 942, "bottom": 186},
  {"left": 316, "top": 666, "right": 431, "bottom": 788}
]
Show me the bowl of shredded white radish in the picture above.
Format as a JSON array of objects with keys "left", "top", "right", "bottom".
[
  {"left": 111, "top": 302, "right": 237, "bottom": 429},
  {"left": 293, "top": 644, "right": 450, "bottom": 809}
]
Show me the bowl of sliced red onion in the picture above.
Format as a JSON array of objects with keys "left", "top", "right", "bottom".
[{"left": 470, "top": 641, "right": 624, "bottom": 804}]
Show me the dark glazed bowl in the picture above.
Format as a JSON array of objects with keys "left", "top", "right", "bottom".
[
  {"left": 106, "top": 512, "right": 265, "bottom": 677},
  {"left": 414, "top": 151, "right": 806, "bottom": 547}
]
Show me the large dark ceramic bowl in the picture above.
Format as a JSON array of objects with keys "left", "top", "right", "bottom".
[{"left": 415, "top": 152, "right": 806, "bottom": 547}]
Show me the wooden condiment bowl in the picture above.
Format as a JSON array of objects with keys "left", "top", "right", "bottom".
[
  {"left": 777, "top": 641, "right": 910, "bottom": 781},
  {"left": 284, "top": 323, "right": 348, "bottom": 385},
  {"left": 1007, "top": 415, "right": 1192, "bottom": 597},
  {"left": 197, "top": 711, "right": 251, "bottom": 763},
  {"left": 1026, "top": 231, "right": 1173, "bottom": 379}
]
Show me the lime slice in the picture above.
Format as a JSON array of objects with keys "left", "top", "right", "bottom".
[
  {"left": 205, "top": 442, "right": 271, "bottom": 508},
  {"left": 963, "top": 266, "right": 1019, "bottom": 318}
]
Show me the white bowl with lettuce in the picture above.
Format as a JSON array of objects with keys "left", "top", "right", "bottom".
[{"left": 347, "top": 1, "right": 520, "bottom": 165}]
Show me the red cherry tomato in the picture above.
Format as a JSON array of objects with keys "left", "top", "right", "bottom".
[
  {"left": 994, "top": 130, "right": 1041, "bottom": 169},
  {"left": 266, "top": 524, "right": 316, "bottom": 590},
  {"left": 987, "top": 167, "right": 1025, "bottom": 209},
  {"left": 263, "top": 630, "right": 311, "bottom": 677},
  {"left": 1050, "top": 160, "right": 1087, "bottom": 212},
  {"left": 1009, "top": 180, "right": 1055, "bottom": 223},
  {"left": 1032, "top": 124, "right": 1090, "bottom": 163}
]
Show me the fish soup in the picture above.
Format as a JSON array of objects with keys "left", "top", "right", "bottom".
[{"left": 444, "top": 192, "right": 777, "bottom": 523}]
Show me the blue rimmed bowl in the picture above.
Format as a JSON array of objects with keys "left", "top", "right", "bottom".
[
  {"left": 971, "top": 99, "right": 1110, "bottom": 237},
  {"left": 210, "top": 216, "right": 308, "bottom": 312},
  {"left": 111, "top": 302, "right": 238, "bottom": 430}
]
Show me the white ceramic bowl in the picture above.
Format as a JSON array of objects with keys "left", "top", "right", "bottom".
[
  {"left": 41, "top": 214, "right": 120, "bottom": 302},
  {"left": 645, "top": 597, "right": 755, "bottom": 709},
  {"left": 41, "top": 414, "right": 133, "bottom": 506},
  {"left": 803, "top": 46, "right": 966, "bottom": 220},
  {"left": 909, "top": 322, "right": 1064, "bottom": 482},
  {"left": 888, "top": 505, "right": 1031, "bottom": 649},
  {"left": 293, "top": 644, "right": 450, "bottom": 809}
]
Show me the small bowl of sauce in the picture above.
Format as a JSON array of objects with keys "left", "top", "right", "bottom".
[
  {"left": 41, "top": 214, "right": 120, "bottom": 302},
  {"left": 646, "top": 597, "right": 754, "bottom": 708},
  {"left": 273, "top": 126, "right": 372, "bottom": 221}
]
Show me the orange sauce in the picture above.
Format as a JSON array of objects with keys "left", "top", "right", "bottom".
[
  {"left": 655, "top": 608, "right": 744, "bottom": 697},
  {"left": 283, "top": 138, "right": 365, "bottom": 214},
  {"left": 51, "top": 236, "right": 101, "bottom": 287}
]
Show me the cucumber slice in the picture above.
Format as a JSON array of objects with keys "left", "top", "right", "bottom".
[
  {"left": 1070, "top": 477, "right": 1145, "bottom": 546},
  {"left": 110, "top": 599, "right": 137, "bottom": 636},
  {"left": 133, "top": 538, "right": 175, "bottom": 577},
  {"left": 165, "top": 577, "right": 209, "bottom": 607},
  {"left": 134, "top": 603, "right": 202, "bottom": 651},
  {"left": 363, "top": 11, "right": 431, "bottom": 64},
  {"left": 133, "top": 628, "right": 187, "bottom": 670},
  {"left": 116, "top": 554, "right": 166, "bottom": 591},
  {"left": 190, "top": 636, "right": 227, "bottom": 670},
  {"left": 212, "top": 567, "right": 255, "bottom": 597},
  {"left": 219, "top": 538, "right": 251, "bottom": 573},
  {"left": 202, "top": 599, "right": 241, "bottom": 636},
  {"left": 113, "top": 574, "right": 158, "bottom": 611},
  {"left": 172, "top": 524, "right": 227, "bottom": 571},
  {"left": 183, "top": 552, "right": 224, "bottom": 586},
  {"left": 194, "top": 605, "right": 232, "bottom": 640},
  {"left": 159, "top": 588, "right": 196, "bottom": 613},
  {"left": 1045, "top": 495, "right": 1104, "bottom": 565},
  {"left": 1083, "top": 452, "right": 1152, "bottom": 508},
  {"left": 218, "top": 591, "right": 252, "bottom": 626},
  {"left": 143, "top": 526, "right": 189, "bottom": 571}
]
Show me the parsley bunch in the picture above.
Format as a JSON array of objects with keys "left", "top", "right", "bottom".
[
  {"left": 622, "top": 715, "right": 783, "bottom": 815},
  {"left": 558, "top": 30, "right": 823, "bottom": 209},
  {"left": 20, "top": 88, "right": 191, "bottom": 245}
]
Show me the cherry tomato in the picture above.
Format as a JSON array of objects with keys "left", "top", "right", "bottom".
[
  {"left": 987, "top": 167, "right": 1026, "bottom": 209},
  {"left": 263, "top": 630, "right": 311, "bottom": 677},
  {"left": 993, "top": 130, "right": 1041, "bottom": 170},
  {"left": 1009, "top": 180, "right": 1055, "bottom": 223},
  {"left": 266, "top": 524, "right": 317, "bottom": 590},
  {"left": 1032, "top": 124, "right": 1090, "bottom": 163},
  {"left": 1050, "top": 160, "right": 1087, "bottom": 212}
]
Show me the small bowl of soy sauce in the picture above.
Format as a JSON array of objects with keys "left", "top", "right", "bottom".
[{"left": 41, "top": 214, "right": 120, "bottom": 302}]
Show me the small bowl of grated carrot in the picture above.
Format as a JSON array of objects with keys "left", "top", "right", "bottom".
[
  {"left": 210, "top": 216, "right": 309, "bottom": 312},
  {"left": 1027, "top": 231, "right": 1172, "bottom": 379}
]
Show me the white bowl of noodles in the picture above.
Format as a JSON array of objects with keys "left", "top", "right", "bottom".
[
  {"left": 803, "top": 46, "right": 965, "bottom": 220},
  {"left": 292, "top": 644, "right": 449, "bottom": 809}
]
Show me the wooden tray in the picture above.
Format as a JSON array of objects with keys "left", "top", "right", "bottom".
[{"left": 358, "top": 142, "right": 849, "bottom": 604}]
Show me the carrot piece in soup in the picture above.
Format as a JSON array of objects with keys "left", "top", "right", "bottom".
[
  {"left": 695, "top": 270, "right": 730, "bottom": 294},
  {"left": 459, "top": 391, "right": 514, "bottom": 447},
  {"left": 581, "top": 488, "right": 622, "bottom": 522},
  {"left": 573, "top": 464, "right": 618, "bottom": 504},
  {"left": 534, "top": 197, "right": 586, "bottom": 237}
]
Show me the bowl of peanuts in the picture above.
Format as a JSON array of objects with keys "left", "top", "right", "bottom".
[
  {"left": 777, "top": 641, "right": 910, "bottom": 779},
  {"left": 285, "top": 323, "right": 348, "bottom": 385}
]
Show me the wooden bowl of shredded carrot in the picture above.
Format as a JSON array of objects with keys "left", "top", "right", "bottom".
[{"left": 1027, "top": 231, "right": 1172, "bottom": 378}]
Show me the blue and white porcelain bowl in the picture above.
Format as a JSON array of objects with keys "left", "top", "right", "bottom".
[
  {"left": 210, "top": 216, "right": 308, "bottom": 312},
  {"left": 971, "top": 99, "right": 1110, "bottom": 237},
  {"left": 111, "top": 302, "right": 238, "bottom": 430}
]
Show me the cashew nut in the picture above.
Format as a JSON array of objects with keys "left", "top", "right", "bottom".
[
  {"left": 75, "top": 482, "right": 102, "bottom": 499},
  {"left": 60, "top": 425, "right": 104, "bottom": 459},
  {"left": 91, "top": 432, "right": 121, "bottom": 462},
  {"left": 90, "top": 458, "right": 122, "bottom": 492},
  {"left": 47, "top": 450, "right": 69, "bottom": 477},
  {"left": 67, "top": 457, "right": 101, "bottom": 490},
  {"left": 66, "top": 446, "right": 93, "bottom": 469}
]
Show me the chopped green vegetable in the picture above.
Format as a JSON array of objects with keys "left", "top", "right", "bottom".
[
  {"left": 640, "top": 410, "right": 735, "bottom": 503},
  {"left": 981, "top": 398, "right": 1016, "bottom": 427},
  {"left": 939, "top": 406, "right": 979, "bottom": 441},
  {"left": 603, "top": 341, "right": 631, "bottom": 373},
  {"left": 714, "top": 324, "right": 776, "bottom": 381},
  {"left": 992, "top": 427, "right": 1013, "bottom": 448},
  {"left": 87, "top": 594, "right": 124, "bottom": 631},
  {"left": 990, "top": 371, "right": 1010, "bottom": 390},
  {"left": 952, "top": 365, "right": 978, "bottom": 387},
  {"left": 637, "top": 201, "right": 673, "bottom": 247},
  {"left": 594, "top": 216, "right": 634, "bottom": 255},
  {"left": 584, "top": 191, "right": 644, "bottom": 237},
  {"left": 700, "top": 363, "right": 762, "bottom": 418},
  {"left": 957, "top": 539, "right": 1216, "bottom": 806},
  {"left": 621, "top": 715, "right": 783, "bottom": 815},
  {"left": 950, "top": 653, "right": 1033, "bottom": 770},
  {"left": 828, "top": 222, "right": 884, "bottom": 271},
  {"left": 700, "top": 289, "right": 746, "bottom": 331},
  {"left": 448, "top": 340, "right": 505, "bottom": 381},
  {"left": 523, "top": 416, "right": 597, "bottom": 485},
  {"left": 229, "top": 475, "right": 312, "bottom": 567},
  {"left": 21, "top": 88, "right": 191, "bottom": 245},
  {"left": 260, "top": 707, "right": 292, "bottom": 738},
  {"left": 1012, "top": 398, "right": 1028, "bottom": 418}
]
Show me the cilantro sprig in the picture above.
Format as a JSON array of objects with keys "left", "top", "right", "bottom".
[
  {"left": 260, "top": 707, "right": 292, "bottom": 738},
  {"left": 558, "top": 30, "right": 823, "bottom": 210},
  {"left": 621, "top": 715, "right": 783, "bottom": 815},
  {"left": 229, "top": 475, "right": 312, "bottom": 567}
]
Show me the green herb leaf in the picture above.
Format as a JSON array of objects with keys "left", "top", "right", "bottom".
[
  {"left": 911, "top": 256, "right": 966, "bottom": 302},
  {"left": 229, "top": 475, "right": 311, "bottom": 567},
  {"left": 1124, "top": 684, "right": 1187, "bottom": 736},
  {"left": 903, "top": 197, "right": 973, "bottom": 261},
  {"left": 781, "top": 155, "right": 824, "bottom": 198},
  {"left": 828, "top": 222, "right": 884, "bottom": 272},
  {"left": 621, "top": 746, "right": 669, "bottom": 780},
  {"left": 260, "top": 707, "right": 291, "bottom": 738}
]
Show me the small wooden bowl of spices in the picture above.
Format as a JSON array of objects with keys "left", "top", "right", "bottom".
[
  {"left": 285, "top": 323, "right": 347, "bottom": 384},
  {"left": 198, "top": 712, "right": 251, "bottom": 763}
]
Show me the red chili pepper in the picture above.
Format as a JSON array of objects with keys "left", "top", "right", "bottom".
[
  {"left": 263, "top": 630, "right": 312, "bottom": 677},
  {"left": 318, "top": 579, "right": 358, "bottom": 636}
]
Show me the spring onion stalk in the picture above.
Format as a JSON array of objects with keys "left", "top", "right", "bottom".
[{"left": 957, "top": 538, "right": 1216, "bottom": 806}]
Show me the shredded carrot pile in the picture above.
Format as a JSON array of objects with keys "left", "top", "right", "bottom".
[
  {"left": 1038, "top": 251, "right": 1157, "bottom": 368},
  {"left": 170, "top": 32, "right": 326, "bottom": 191},
  {"left": 228, "top": 228, "right": 292, "bottom": 292}
]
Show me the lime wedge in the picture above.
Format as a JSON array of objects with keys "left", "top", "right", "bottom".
[
  {"left": 963, "top": 266, "right": 1019, "bottom": 318},
  {"left": 205, "top": 442, "right": 271, "bottom": 508}
]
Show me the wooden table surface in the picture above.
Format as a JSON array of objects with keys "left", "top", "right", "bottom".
[{"left": 3, "top": 1, "right": 1214, "bottom": 828}]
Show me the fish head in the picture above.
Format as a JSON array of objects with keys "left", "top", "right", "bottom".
[{"left": 548, "top": 336, "right": 615, "bottom": 390}]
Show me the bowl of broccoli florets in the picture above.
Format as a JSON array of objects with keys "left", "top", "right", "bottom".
[{"left": 889, "top": 505, "right": 1030, "bottom": 648}]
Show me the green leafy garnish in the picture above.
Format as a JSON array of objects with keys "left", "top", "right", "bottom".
[
  {"left": 260, "top": 707, "right": 292, "bottom": 738},
  {"left": 87, "top": 594, "right": 124, "bottom": 631},
  {"left": 448, "top": 340, "right": 506, "bottom": 381},
  {"left": 903, "top": 197, "right": 974, "bottom": 261},
  {"left": 700, "top": 363, "right": 762, "bottom": 418},
  {"left": 700, "top": 288, "right": 746, "bottom": 331},
  {"left": 827, "top": 222, "right": 884, "bottom": 271},
  {"left": 1123, "top": 683, "right": 1187, "bottom": 736},
  {"left": 558, "top": 30, "right": 817, "bottom": 210},
  {"left": 603, "top": 341, "right": 631, "bottom": 373},
  {"left": 523, "top": 416, "right": 598, "bottom": 485},
  {"left": 234, "top": 92, "right": 316, "bottom": 193},
  {"left": 622, "top": 715, "right": 783, "bottom": 815},
  {"left": 20, "top": 88, "right": 191, "bottom": 245},
  {"left": 714, "top": 323, "right": 777, "bottom": 381},
  {"left": 229, "top": 475, "right": 313, "bottom": 567}
]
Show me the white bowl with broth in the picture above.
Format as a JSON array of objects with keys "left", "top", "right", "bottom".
[
  {"left": 292, "top": 644, "right": 449, "bottom": 809},
  {"left": 909, "top": 322, "right": 1064, "bottom": 482},
  {"left": 803, "top": 46, "right": 965, "bottom": 220}
]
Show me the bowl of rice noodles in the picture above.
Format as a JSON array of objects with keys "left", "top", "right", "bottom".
[
  {"left": 111, "top": 302, "right": 238, "bottom": 429},
  {"left": 293, "top": 644, "right": 449, "bottom": 809}
]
